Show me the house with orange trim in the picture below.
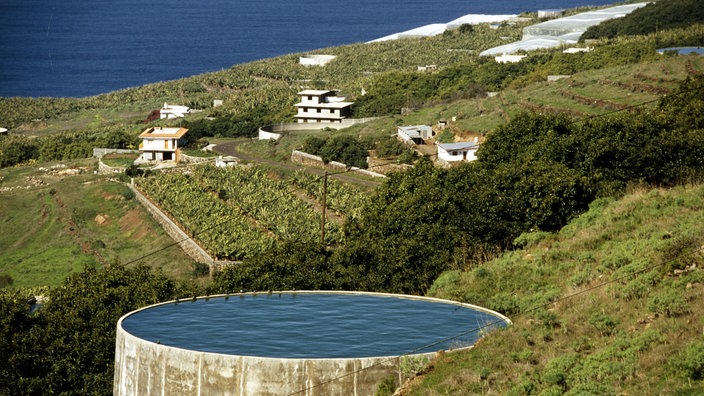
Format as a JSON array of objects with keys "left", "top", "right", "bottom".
[{"left": 138, "top": 127, "right": 188, "bottom": 162}]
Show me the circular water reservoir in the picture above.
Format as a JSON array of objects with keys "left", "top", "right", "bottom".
[{"left": 114, "top": 291, "right": 510, "bottom": 396}]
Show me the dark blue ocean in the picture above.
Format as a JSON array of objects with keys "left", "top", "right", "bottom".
[{"left": 0, "top": 0, "right": 616, "bottom": 98}]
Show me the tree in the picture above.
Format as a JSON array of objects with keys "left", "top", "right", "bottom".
[{"left": 0, "top": 265, "right": 187, "bottom": 395}]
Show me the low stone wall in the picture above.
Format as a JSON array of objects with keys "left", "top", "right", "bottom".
[
  {"left": 98, "top": 160, "right": 126, "bottom": 175},
  {"left": 291, "top": 150, "right": 386, "bottom": 178},
  {"left": 93, "top": 148, "right": 139, "bottom": 158},
  {"left": 180, "top": 153, "right": 215, "bottom": 164},
  {"left": 128, "top": 183, "right": 214, "bottom": 264}
]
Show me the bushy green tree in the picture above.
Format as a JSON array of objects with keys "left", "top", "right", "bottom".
[
  {"left": 0, "top": 265, "right": 189, "bottom": 395},
  {"left": 211, "top": 242, "right": 338, "bottom": 292}
]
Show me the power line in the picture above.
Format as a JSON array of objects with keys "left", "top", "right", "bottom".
[{"left": 284, "top": 244, "right": 698, "bottom": 395}]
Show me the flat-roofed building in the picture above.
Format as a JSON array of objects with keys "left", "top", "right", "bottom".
[
  {"left": 294, "top": 90, "right": 353, "bottom": 124},
  {"left": 138, "top": 127, "right": 188, "bottom": 162}
]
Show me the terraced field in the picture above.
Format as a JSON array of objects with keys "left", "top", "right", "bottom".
[{"left": 432, "top": 55, "right": 704, "bottom": 135}]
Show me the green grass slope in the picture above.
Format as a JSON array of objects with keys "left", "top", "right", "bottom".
[
  {"left": 404, "top": 184, "right": 704, "bottom": 395},
  {"left": 0, "top": 160, "right": 197, "bottom": 288}
]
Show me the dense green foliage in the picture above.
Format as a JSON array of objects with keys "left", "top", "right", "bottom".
[
  {"left": 0, "top": 265, "right": 194, "bottom": 395},
  {"left": 0, "top": 127, "right": 137, "bottom": 168},
  {"left": 301, "top": 134, "right": 371, "bottom": 168},
  {"left": 581, "top": 0, "right": 704, "bottom": 41},
  {"left": 135, "top": 166, "right": 348, "bottom": 259},
  {"left": 352, "top": 67, "right": 487, "bottom": 116}
]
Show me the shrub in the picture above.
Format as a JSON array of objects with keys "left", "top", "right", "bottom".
[
  {"left": 0, "top": 274, "right": 13, "bottom": 288},
  {"left": 427, "top": 270, "right": 462, "bottom": 297},
  {"left": 542, "top": 354, "right": 577, "bottom": 389},
  {"left": 374, "top": 137, "right": 405, "bottom": 158},
  {"left": 436, "top": 129, "right": 455, "bottom": 144},
  {"left": 513, "top": 230, "right": 550, "bottom": 249},
  {"left": 647, "top": 288, "right": 689, "bottom": 317},
  {"left": 192, "top": 262, "right": 210, "bottom": 278},
  {"left": 375, "top": 375, "right": 397, "bottom": 396},
  {"left": 120, "top": 187, "right": 135, "bottom": 201},
  {"left": 677, "top": 340, "right": 704, "bottom": 380},
  {"left": 588, "top": 313, "right": 619, "bottom": 336}
]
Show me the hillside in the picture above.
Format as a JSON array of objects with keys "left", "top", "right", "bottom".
[
  {"left": 0, "top": 160, "right": 198, "bottom": 287},
  {"left": 404, "top": 184, "right": 704, "bottom": 395}
]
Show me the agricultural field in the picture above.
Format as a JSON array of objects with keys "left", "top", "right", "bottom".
[
  {"left": 133, "top": 164, "right": 369, "bottom": 260},
  {"left": 419, "top": 54, "right": 704, "bottom": 137}
]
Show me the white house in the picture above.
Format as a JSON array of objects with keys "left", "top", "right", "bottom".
[
  {"left": 160, "top": 103, "right": 191, "bottom": 119},
  {"left": 437, "top": 141, "right": 479, "bottom": 165},
  {"left": 294, "top": 90, "right": 353, "bottom": 124},
  {"left": 397, "top": 125, "right": 434, "bottom": 145},
  {"left": 138, "top": 127, "right": 189, "bottom": 162}
]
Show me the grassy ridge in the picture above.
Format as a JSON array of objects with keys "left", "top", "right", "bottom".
[{"left": 404, "top": 185, "right": 704, "bottom": 395}]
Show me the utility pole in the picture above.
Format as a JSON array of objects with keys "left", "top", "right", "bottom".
[{"left": 321, "top": 171, "right": 327, "bottom": 244}]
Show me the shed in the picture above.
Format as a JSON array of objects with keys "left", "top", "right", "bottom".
[
  {"left": 398, "top": 125, "right": 434, "bottom": 145},
  {"left": 437, "top": 141, "right": 480, "bottom": 165}
]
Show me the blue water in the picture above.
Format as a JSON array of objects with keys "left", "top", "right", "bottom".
[
  {"left": 120, "top": 293, "right": 508, "bottom": 358},
  {"left": 0, "top": 0, "right": 616, "bottom": 98}
]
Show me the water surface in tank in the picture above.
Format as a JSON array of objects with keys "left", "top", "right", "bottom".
[{"left": 121, "top": 292, "right": 507, "bottom": 358}]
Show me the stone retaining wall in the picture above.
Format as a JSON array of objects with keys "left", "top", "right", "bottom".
[
  {"left": 291, "top": 150, "right": 386, "bottom": 178},
  {"left": 128, "top": 183, "right": 214, "bottom": 264},
  {"left": 98, "top": 160, "right": 126, "bottom": 174},
  {"left": 259, "top": 118, "right": 379, "bottom": 140},
  {"left": 93, "top": 148, "right": 139, "bottom": 158}
]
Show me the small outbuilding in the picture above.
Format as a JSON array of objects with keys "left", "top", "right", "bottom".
[
  {"left": 299, "top": 54, "right": 337, "bottom": 67},
  {"left": 437, "top": 141, "right": 479, "bottom": 165},
  {"left": 160, "top": 103, "right": 191, "bottom": 119},
  {"left": 215, "top": 156, "right": 239, "bottom": 168},
  {"left": 495, "top": 54, "right": 527, "bottom": 63},
  {"left": 397, "top": 125, "right": 434, "bottom": 145}
]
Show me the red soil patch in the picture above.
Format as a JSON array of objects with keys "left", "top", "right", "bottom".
[{"left": 119, "top": 207, "right": 151, "bottom": 240}]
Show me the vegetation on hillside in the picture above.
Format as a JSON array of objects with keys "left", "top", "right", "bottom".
[
  {"left": 0, "top": 164, "right": 199, "bottom": 287},
  {"left": 581, "top": 0, "right": 704, "bottom": 41},
  {"left": 404, "top": 183, "right": 704, "bottom": 395}
]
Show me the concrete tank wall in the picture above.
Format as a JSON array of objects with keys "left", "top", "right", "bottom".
[{"left": 114, "top": 323, "right": 425, "bottom": 396}]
